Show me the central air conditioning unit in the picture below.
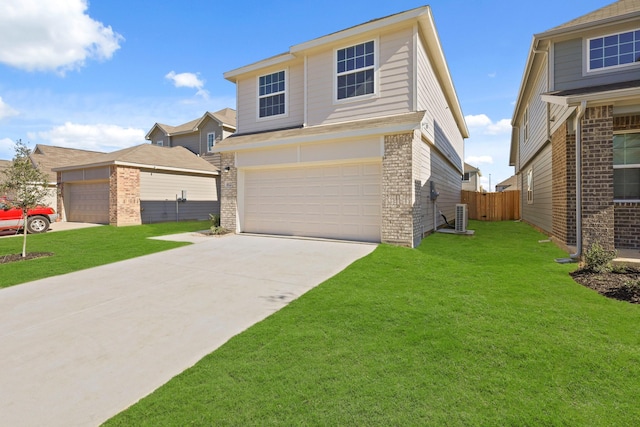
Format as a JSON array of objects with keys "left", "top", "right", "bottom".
[{"left": 455, "top": 204, "right": 468, "bottom": 233}]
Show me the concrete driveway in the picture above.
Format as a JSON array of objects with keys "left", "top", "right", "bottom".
[{"left": 0, "top": 233, "right": 376, "bottom": 427}]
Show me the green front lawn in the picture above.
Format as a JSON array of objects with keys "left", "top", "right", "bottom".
[
  {"left": 104, "top": 221, "right": 640, "bottom": 426},
  {"left": 0, "top": 221, "right": 209, "bottom": 288}
]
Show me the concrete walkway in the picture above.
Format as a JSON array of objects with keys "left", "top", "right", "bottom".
[{"left": 0, "top": 233, "right": 376, "bottom": 427}]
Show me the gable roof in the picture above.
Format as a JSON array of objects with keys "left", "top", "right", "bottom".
[
  {"left": 464, "top": 163, "right": 481, "bottom": 175},
  {"left": 30, "top": 145, "right": 105, "bottom": 182},
  {"left": 145, "top": 108, "right": 237, "bottom": 140},
  {"left": 223, "top": 5, "right": 468, "bottom": 139},
  {"left": 538, "top": 0, "right": 640, "bottom": 38},
  {"left": 53, "top": 144, "right": 219, "bottom": 175}
]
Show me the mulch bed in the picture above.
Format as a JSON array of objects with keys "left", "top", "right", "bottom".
[
  {"left": 571, "top": 267, "right": 640, "bottom": 304},
  {"left": 0, "top": 252, "right": 54, "bottom": 264}
]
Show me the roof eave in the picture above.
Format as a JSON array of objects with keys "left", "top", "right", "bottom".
[
  {"left": 542, "top": 86, "right": 640, "bottom": 106},
  {"left": 53, "top": 161, "right": 219, "bottom": 175}
]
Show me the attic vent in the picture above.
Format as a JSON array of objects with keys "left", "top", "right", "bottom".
[{"left": 455, "top": 204, "right": 468, "bottom": 233}]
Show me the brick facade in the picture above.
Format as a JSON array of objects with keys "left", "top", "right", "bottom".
[
  {"left": 551, "top": 123, "right": 576, "bottom": 246},
  {"left": 219, "top": 153, "right": 237, "bottom": 231},
  {"left": 613, "top": 114, "right": 640, "bottom": 249},
  {"left": 382, "top": 132, "right": 415, "bottom": 247},
  {"left": 109, "top": 165, "right": 141, "bottom": 226},
  {"left": 581, "top": 106, "right": 614, "bottom": 251}
]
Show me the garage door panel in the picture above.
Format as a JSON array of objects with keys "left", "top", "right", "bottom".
[
  {"left": 244, "top": 162, "right": 381, "bottom": 242},
  {"left": 67, "top": 182, "right": 109, "bottom": 224}
]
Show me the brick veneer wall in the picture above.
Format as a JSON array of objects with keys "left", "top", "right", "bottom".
[
  {"left": 551, "top": 123, "right": 576, "bottom": 246},
  {"left": 581, "top": 106, "right": 614, "bottom": 251},
  {"left": 219, "top": 153, "right": 237, "bottom": 231},
  {"left": 109, "top": 165, "right": 141, "bottom": 226},
  {"left": 382, "top": 132, "right": 415, "bottom": 247},
  {"left": 613, "top": 114, "right": 640, "bottom": 249}
]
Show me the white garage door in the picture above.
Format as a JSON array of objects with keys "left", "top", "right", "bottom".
[
  {"left": 244, "top": 162, "right": 381, "bottom": 242},
  {"left": 67, "top": 182, "right": 110, "bottom": 224}
]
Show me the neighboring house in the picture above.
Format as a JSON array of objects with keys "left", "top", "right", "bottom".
[
  {"left": 510, "top": 0, "right": 640, "bottom": 253},
  {"left": 145, "top": 108, "right": 236, "bottom": 168},
  {"left": 214, "top": 6, "right": 468, "bottom": 247},
  {"left": 462, "top": 163, "right": 482, "bottom": 192},
  {"left": 495, "top": 175, "right": 519, "bottom": 192},
  {"left": 30, "top": 145, "right": 106, "bottom": 209},
  {"left": 53, "top": 144, "right": 219, "bottom": 225}
]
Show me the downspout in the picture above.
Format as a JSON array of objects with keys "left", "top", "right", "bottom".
[{"left": 570, "top": 101, "right": 587, "bottom": 260}]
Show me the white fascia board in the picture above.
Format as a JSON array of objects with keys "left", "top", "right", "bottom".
[
  {"left": 214, "top": 122, "right": 421, "bottom": 153},
  {"left": 224, "top": 53, "right": 296, "bottom": 81},
  {"left": 53, "top": 161, "right": 219, "bottom": 176},
  {"left": 291, "top": 7, "right": 429, "bottom": 53},
  {"left": 542, "top": 87, "right": 640, "bottom": 106}
]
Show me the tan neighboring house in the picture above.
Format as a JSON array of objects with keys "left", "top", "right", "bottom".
[
  {"left": 145, "top": 108, "right": 236, "bottom": 168},
  {"left": 510, "top": 0, "right": 640, "bottom": 254},
  {"left": 214, "top": 6, "right": 468, "bottom": 247},
  {"left": 462, "top": 163, "right": 482, "bottom": 192},
  {"left": 53, "top": 144, "right": 219, "bottom": 225},
  {"left": 495, "top": 175, "right": 519, "bottom": 192}
]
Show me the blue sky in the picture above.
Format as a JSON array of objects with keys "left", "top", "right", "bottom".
[{"left": 0, "top": 0, "right": 609, "bottom": 190}]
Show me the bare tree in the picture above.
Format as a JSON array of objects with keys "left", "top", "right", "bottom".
[{"left": 0, "top": 140, "right": 50, "bottom": 257}]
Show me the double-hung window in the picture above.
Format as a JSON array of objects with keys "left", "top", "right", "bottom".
[
  {"left": 336, "top": 40, "right": 375, "bottom": 100},
  {"left": 613, "top": 132, "right": 640, "bottom": 200},
  {"left": 527, "top": 168, "right": 534, "bottom": 204},
  {"left": 258, "top": 70, "right": 286, "bottom": 118},
  {"left": 207, "top": 132, "right": 216, "bottom": 152},
  {"left": 588, "top": 29, "right": 640, "bottom": 71}
]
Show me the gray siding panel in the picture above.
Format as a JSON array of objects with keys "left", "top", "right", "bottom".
[
  {"left": 520, "top": 66, "right": 549, "bottom": 169},
  {"left": 140, "top": 200, "right": 218, "bottom": 223},
  {"left": 554, "top": 37, "right": 640, "bottom": 91},
  {"left": 521, "top": 143, "right": 553, "bottom": 233}
]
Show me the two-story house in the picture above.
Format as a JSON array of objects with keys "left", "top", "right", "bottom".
[
  {"left": 214, "top": 6, "right": 468, "bottom": 247},
  {"left": 462, "top": 163, "right": 483, "bottom": 192},
  {"left": 510, "top": 0, "right": 640, "bottom": 255},
  {"left": 145, "top": 108, "right": 236, "bottom": 168}
]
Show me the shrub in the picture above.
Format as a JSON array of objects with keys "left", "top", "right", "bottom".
[
  {"left": 208, "top": 213, "right": 229, "bottom": 235},
  {"left": 583, "top": 241, "right": 617, "bottom": 273}
]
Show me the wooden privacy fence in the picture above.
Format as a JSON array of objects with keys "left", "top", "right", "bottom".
[{"left": 461, "top": 190, "right": 521, "bottom": 221}]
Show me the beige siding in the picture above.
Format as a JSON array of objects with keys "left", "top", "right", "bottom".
[
  {"left": 236, "top": 60, "right": 305, "bottom": 134},
  {"left": 416, "top": 34, "right": 464, "bottom": 174},
  {"left": 139, "top": 171, "right": 217, "bottom": 200},
  {"left": 171, "top": 133, "right": 200, "bottom": 154},
  {"left": 306, "top": 27, "right": 413, "bottom": 126},
  {"left": 521, "top": 143, "right": 553, "bottom": 233},
  {"left": 520, "top": 64, "right": 549, "bottom": 168},
  {"left": 139, "top": 171, "right": 219, "bottom": 223},
  {"left": 61, "top": 167, "right": 110, "bottom": 182}
]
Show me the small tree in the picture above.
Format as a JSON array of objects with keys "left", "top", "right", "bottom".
[{"left": 0, "top": 140, "right": 50, "bottom": 257}]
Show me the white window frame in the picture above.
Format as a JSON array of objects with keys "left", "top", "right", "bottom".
[
  {"left": 207, "top": 132, "right": 216, "bottom": 152},
  {"left": 585, "top": 28, "right": 640, "bottom": 74},
  {"left": 257, "top": 69, "right": 287, "bottom": 120},
  {"left": 156, "top": 140, "right": 163, "bottom": 147},
  {"left": 523, "top": 106, "right": 529, "bottom": 143},
  {"left": 613, "top": 130, "right": 640, "bottom": 202},
  {"left": 334, "top": 39, "right": 378, "bottom": 104},
  {"left": 527, "top": 168, "right": 534, "bottom": 204}
]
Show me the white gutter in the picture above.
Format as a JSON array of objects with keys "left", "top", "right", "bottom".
[{"left": 570, "top": 100, "right": 587, "bottom": 260}]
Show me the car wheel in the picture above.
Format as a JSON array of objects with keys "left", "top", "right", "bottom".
[{"left": 26, "top": 215, "right": 50, "bottom": 234}]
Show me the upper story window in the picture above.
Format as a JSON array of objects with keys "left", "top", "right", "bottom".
[
  {"left": 613, "top": 132, "right": 640, "bottom": 200},
  {"left": 336, "top": 40, "right": 375, "bottom": 100},
  {"left": 156, "top": 140, "right": 163, "bottom": 147},
  {"left": 258, "top": 70, "right": 286, "bottom": 118},
  {"left": 207, "top": 132, "right": 216, "bottom": 152},
  {"left": 588, "top": 29, "right": 640, "bottom": 71},
  {"left": 462, "top": 172, "right": 470, "bottom": 182},
  {"left": 527, "top": 168, "right": 534, "bottom": 204},
  {"left": 523, "top": 106, "right": 529, "bottom": 143}
]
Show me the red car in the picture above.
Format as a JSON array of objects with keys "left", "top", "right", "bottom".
[{"left": 0, "top": 198, "right": 58, "bottom": 234}]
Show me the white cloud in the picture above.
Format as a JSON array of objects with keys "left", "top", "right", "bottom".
[
  {"left": 0, "top": 137, "right": 16, "bottom": 159},
  {"left": 0, "top": 0, "right": 123, "bottom": 73},
  {"left": 0, "top": 97, "right": 18, "bottom": 119},
  {"left": 465, "top": 114, "right": 511, "bottom": 135},
  {"left": 34, "top": 123, "right": 146, "bottom": 152},
  {"left": 165, "top": 71, "right": 209, "bottom": 98},
  {"left": 465, "top": 155, "right": 493, "bottom": 166}
]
